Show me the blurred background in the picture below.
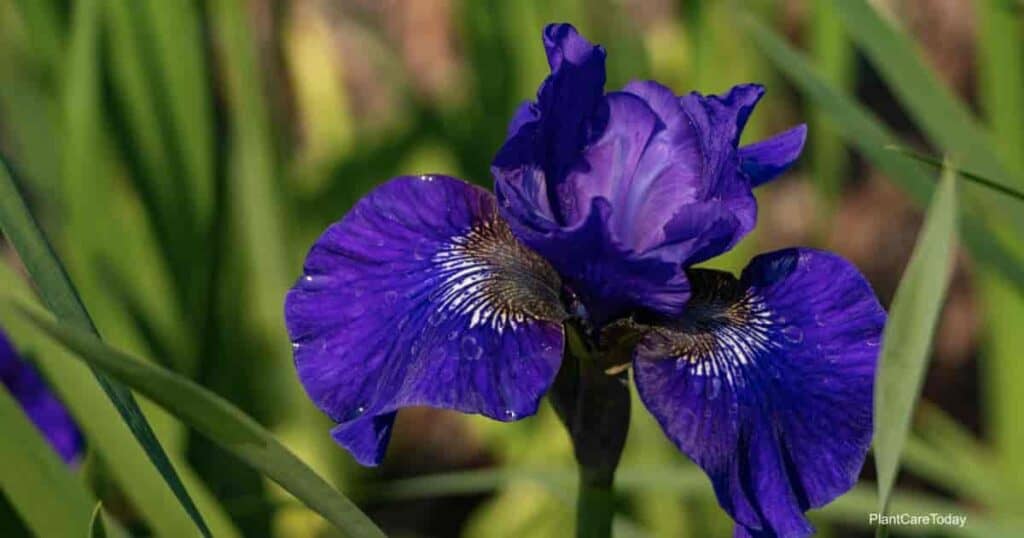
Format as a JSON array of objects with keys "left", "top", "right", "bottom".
[{"left": 1, "top": 0, "right": 1023, "bottom": 536}]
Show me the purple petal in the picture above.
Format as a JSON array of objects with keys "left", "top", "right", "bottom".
[
  {"left": 739, "top": 125, "right": 808, "bottom": 187},
  {"left": 1, "top": 329, "right": 84, "bottom": 465},
  {"left": 507, "top": 101, "right": 539, "bottom": 138},
  {"left": 633, "top": 248, "right": 886, "bottom": 537},
  {"left": 495, "top": 72, "right": 801, "bottom": 323},
  {"left": 285, "top": 175, "right": 567, "bottom": 466},
  {"left": 504, "top": 196, "right": 691, "bottom": 326}
]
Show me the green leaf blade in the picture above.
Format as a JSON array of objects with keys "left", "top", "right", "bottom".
[
  {"left": 17, "top": 306, "right": 386, "bottom": 538},
  {"left": 874, "top": 163, "right": 959, "bottom": 519},
  {"left": 0, "top": 158, "right": 208, "bottom": 536},
  {"left": 89, "top": 503, "right": 108, "bottom": 538},
  {"left": 743, "top": 14, "right": 1024, "bottom": 296},
  {"left": 0, "top": 384, "right": 95, "bottom": 537}
]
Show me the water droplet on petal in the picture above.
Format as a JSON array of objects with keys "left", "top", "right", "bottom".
[
  {"left": 504, "top": 409, "right": 518, "bottom": 420},
  {"left": 460, "top": 335, "right": 482, "bottom": 361},
  {"left": 384, "top": 290, "right": 399, "bottom": 305},
  {"left": 448, "top": 330, "right": 459, "bottom": 341},
  {"left": 301, "top": 275, "right": 330, "bottom": 290},
  {"left": 866, "top": 334, "right": 881, "bottom": 347},
  {"left": 781, "top": 325, "right": 804, "bottom": 344}
]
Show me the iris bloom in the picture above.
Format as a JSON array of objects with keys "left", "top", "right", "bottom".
[
  {"left": 286, "top": 23, "right": 885, "bottom": 538},
  {"left": 1, "top": 329, "right": 84, "bottom": 465}
]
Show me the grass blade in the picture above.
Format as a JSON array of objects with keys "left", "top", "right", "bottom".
[
  {"left": 873, "top": 164, "right": 958, "bottom": 524},
  {"left": 0, "top": 157, "right": 208, "bottom": 535},
  {"left": 832, "top": 0, "right": 1017, "bottom": 180},
  {"left": 16, "top": 305, "right": 386, "bottom": 538},
  {"left": 89, "top": 503, "right": 108, "bottom": 538},
  {"left": 887, "top": 146, "right": 1024, "bottom": 203},
  {"left": 0, "top": 384, "right": 95, "bottom": 538},
  {"left": 743, "top": 15, "right": 1024, "bottom": 294}
]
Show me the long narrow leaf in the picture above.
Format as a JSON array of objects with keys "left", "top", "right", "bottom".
[
  {"left": 832, "top": 0, "right": 1017, "bottom": 180},
  {"left": 16, "top": 305, "right": 386, "bottom": 538},
  {"left": 0, "top": 385, "right": 95, "bottom": 537},
  {"left": 887, "top": 146, "right": 1024, "bottom": 203},
  {"left": 0, "top": 158, "right": 208, "bottom": 536},
  {"left": 89, "top": 503, "right": 108, "bottom": 538},
  {"left": 873, "top": 164, "right": 958, "bottom": 523},
  {"left": 743, "top": 15, "right": 1024, "bottom": 294}
]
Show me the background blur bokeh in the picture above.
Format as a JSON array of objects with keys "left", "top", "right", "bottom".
[{"left": 2, "top": 0, "right": 1023, "bottom": 536}]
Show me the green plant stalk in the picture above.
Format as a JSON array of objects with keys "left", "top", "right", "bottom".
[
  {"left": 577, "top": 472, "right": 616, "bottom": 538},
  {"left": 550, "top": 324, "right": 629, "bottom": 538}
]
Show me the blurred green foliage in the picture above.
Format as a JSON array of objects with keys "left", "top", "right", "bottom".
[{"left": 1, "top": 0, "right": 1024, "bottom": 537}]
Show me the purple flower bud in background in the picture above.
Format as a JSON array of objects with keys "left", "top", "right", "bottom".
[{"left": 1, "top": 328, "right": 84, "bottom": 466}]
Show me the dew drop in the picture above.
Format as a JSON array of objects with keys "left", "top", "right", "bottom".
[
  {"left": 447, "top": 330, "right": 460, "bottom": 341},
  {"left": 866, "top": 335, "right": 881, "bottom": 347},
  {"left": 504, "top": 409, "right": 518, "bottom": 420},
  {"left": 291, "top": 342, "right": 301, "bottom": 351},
  {"left": 301, "top": 275, "right": 330, "bottom": 290},
  {"left": 813, "top": 313, "right": 828, "bottom": 327},
  {"left": 781, "top": 325, "right": 804, "bottom": 344},
  {"left": 384, "top": 290, "right": 399, "bottom": 305},
  {"left": 460, "top": 335, "right": 482, "bottom": 361}
]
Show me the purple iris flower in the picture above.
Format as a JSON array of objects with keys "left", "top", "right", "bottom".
[
  {"left": 285, "top": 23, "right": 885, "bottom": 538},
  {"left": 1, "top": 328, "right": 84, "bottom": 465}
]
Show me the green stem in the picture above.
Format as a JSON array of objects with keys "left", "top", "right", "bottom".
[
  {"left": 551, "top": 322, "right": 630, "bottom": 538},
  {"left": 577, "top": 466, "right": 615, "bottom": 538}
]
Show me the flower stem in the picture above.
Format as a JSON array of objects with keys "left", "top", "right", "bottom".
[
  {"left": 551, "top": 322, "right": 630, "bottom": 538},
  {"left": 577, "top": 465, "right": 615, "bottom": 538}
]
